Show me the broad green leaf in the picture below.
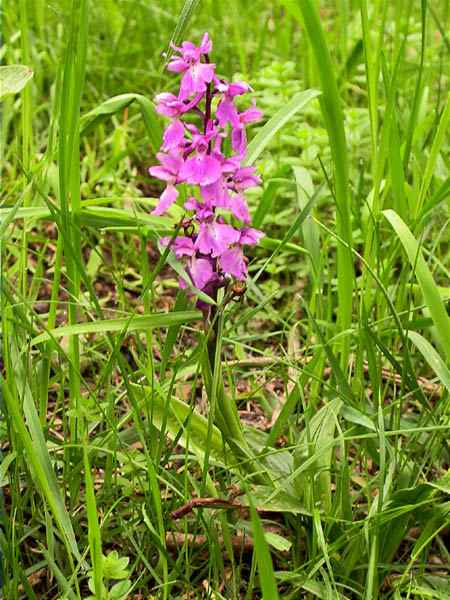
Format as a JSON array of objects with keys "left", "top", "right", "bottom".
[
  {"left": 384, "top": 209, "right": 450, "bottom": 362},
  {"left": 408, "top": 331, "right": 450, "bottom": 394},
  {"left": 264, "top": 531, "right": 292, "bottom": 552},
  {"left": 0, "top": 65, "right": 33, "bottom": 99},
  {"left": 0, "top": 197, "right": 24, "bottom": 239},
  {"left": 80, "top": 93, "right": 162, "bottom": 151},
  {"left": 0, "top": 205, "right": 173, "bottom": 235},
  {"left": 294, "top": 398, "right": 343, "bottom": 512},
  {"left": 250, "top": 485, "right": 310, "bottom": 515},
  {"left": 428, "top": 472, "right": 450, "bottom": 495},
  {"left": 245, "top": 89, "right": 321, "bottom": 165},
  {"left": 0, "top": 206, "right": 52, "bottom": 221},
  {"left": 31, "top": 311, "right": 202, "bottom": 345},
  {"left": 259, "top": 236, "right": 307, "bottom": 254},
  {"left": 341, "top": 405, "right": 376, "bottom": 431},
  {"left": 293, "top": 166, "right": 321, "bottom": 276},
  {"left": 121, "top": 384, "right": 225, "bottom": 464},
  {"left": 253, "top": 179, "right": 281, "bottom": 228}
]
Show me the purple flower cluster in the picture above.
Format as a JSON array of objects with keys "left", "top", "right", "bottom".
[{"left": 149, "top": 33, "right": 264, "bottom": 305}]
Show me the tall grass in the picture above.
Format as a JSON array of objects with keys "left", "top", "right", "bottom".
[{"left": 1, "top": 0, "right": 449, "bottom": 598}]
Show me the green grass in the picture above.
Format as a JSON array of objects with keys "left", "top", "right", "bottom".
[{"left": 1, "top": 0, "right": 449, "bottom": 598}]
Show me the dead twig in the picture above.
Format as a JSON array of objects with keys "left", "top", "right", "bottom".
[{"left": 171, "top": 496, "right": 245, "bottom": 520}]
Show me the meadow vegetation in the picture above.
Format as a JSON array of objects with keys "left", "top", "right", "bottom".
[{"left": 1, "top": 0, "right": 449, "bottom": 598}]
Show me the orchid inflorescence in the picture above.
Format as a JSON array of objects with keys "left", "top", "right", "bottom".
[{"left": 149, "top": 33, "right": 264, "bottom": 311}]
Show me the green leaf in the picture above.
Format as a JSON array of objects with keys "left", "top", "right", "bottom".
[
  {"left": 80, "top": 93, "right": 162, "bottom": 151},
  {"left": 121, "top": 383, "right": 225, "bottom": 465},
  {"left": 282, "top": 0, "right": 354, "bottom": 366},
  {"left": 0, "top": 65, "right": 33, "bottom": 99},
  {"left": 408, "top": 331, "right": 450, "bottom": 394},
  {"left": 31, "top": 311, "right": 202, "bottom": 345},
  {"left": 341, "top": 405, "right": 376, "bottom": 431},
  {"left": 429, "top": 472, "right": 450, "bottom": 495},
  {"left": 102, "top": 551, "right": 130, "bottom": 580},
  {"left": 293, "top": 166, "right": 321, "bottom": 276},
  {"left": 384, "top": 209, "right": 450, "bottom": 362},
  {"left": 79, "top": 206, "right": 172, "bottom": 231},
  {"left": 294, "top": 398, "right": 343, "bottom": 512},
  {"left": 250, "top": 485, "right": 311, "bottom": 515},
  {"left": 264, "top": 531, "right": 292, "bottom": 552},
  {"left": 245, "top": 89, "right": 321, "bottom": 165},
  {"left": 1, "top": 355, "right": 82, "bottom": 565},
  {"left": 110, "top": 580, "right": 132, "bottom": 599},
  {"left": 165, "top": 0, "right": 202, "bottom": 62},
  {"left": 84, "top": 446, "right": 103, "bottom": 599},
  {"left": 417, "top": 93, "right": 450, "bottom": 217},
  {"left": 248, "top": 495, "right": 280, "bottom": 600}
]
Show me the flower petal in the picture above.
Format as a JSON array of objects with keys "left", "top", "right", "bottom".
[
  {"left": 195, "top": 222, "right": 240, "bottom": 257},
  {"left": 173, "top": 236, "right": 195, "bottom": 258},
  {"left": 190, "top": 256, "right": 214, "bottom": 290},
  {"left": 167, "top": 58, "right": 188, "bottom": 73},
  {"left": 162, "top": 119, "right": 185, "bottom": 150},
  {"left": 216, "top": 97, "right": 239, "bottom": 128},
  {"left": 148, "top": 165, "right": 173, "bottom": 182},
  {"left": 229, "top": 194, "right": 251, "bottom": 223},
  {"left": 180, "top": 154, "right": 222, "bottom": 185},
  {"left": 220, "top": 247, "right": 247, "bottom": 280},
  {"left": 151, "top": 184, "right": 179, "bottom": 215},
  {"left": 239, "top": 227, "right": 264, "bottom": 245}
]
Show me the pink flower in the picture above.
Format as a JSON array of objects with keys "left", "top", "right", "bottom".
[
  {"left": 216, "top": 80, "right": 250, "bottom": 97},
  {"left": 160, "top": 235, "right": 195, "bottom": 258},
  {"left": 231, "top": 104, "right": 263, "bottom": 155},
  {"left": 162, "top": 119, "right": 185, "bottom": 150},
  {"left": 230, "top": 166, "right": 261, "bottom": 191},
  {"left": 216, "top": 80, "right": 250, "bottom": 128},
  {"left": 148, "top": 33, "right": 264, "bottom": 307},
  {"left": 149, "top": 151, "right": 184, "bottom": 215},
  {"left": 155, "top": 92, "right": 205, "bottom": 118},
  {"left": 173, "top": 236, "right": 196, "bottom": 258},
  {"left": 168, "top": 33, "right": 215, "bottom": 100},
  {"left": 228, "top": 194, "right": 251, "bottom": 223},
  {"left": 239, "top": 227, "right": 264, "bottom": 245},
  {"left": 180, "top": 153, "right": 222, "bottom": 186},
  {"left": 220, "top": 247, "right": 247, "bottom": 280},
  {"left": 152, "top": 184, "right": 178, "bottom": 216},
  {"left": 195, "top": 221, "right": 240, "bottom": 257},
  {"left": 216, "top": 97, "right": 239, "bottom": 128},
  {"left": 149, "top": 151, "right": 183, "bottom": 182},
  {"left": 189, "top": 256, "right": 214, "bottom": 289},
  {"left": 184, "top": 197, "right": 214, "bottom": 220}
]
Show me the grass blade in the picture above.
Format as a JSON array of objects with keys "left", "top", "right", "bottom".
[
  {"left": 416, "top": 92, "right": 450, "bottom": 218},
  {"left": 283, "top": 0, "right": 354, "bottom": 367},
  {"left": 248, "top": 494, "right": 280, "bottom": 600},
  {"left": 245, "top": 89, "right": 321, "bottom": 165},
  {"left": 1, "top": 337, "right": 81, "bottom": 565},
  {"left": 165, "top": 0, "right": 202, "bottom": 63},
  {"left": 83, "top": 445, "right": 103, "bottom": 599},
  {"left": 31, "top": 311, "right": 202, "bottom": 345},
  {"left": 408, "top": 331, "right": 450, "bottom": 394},
  {"left": 384, "top": 209, "right": 450, "bottom": 362}
]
